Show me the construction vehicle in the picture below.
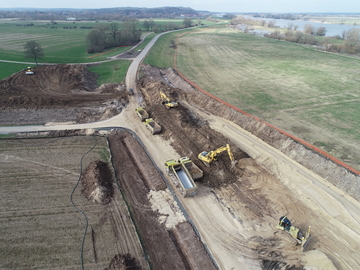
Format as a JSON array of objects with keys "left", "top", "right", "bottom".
[
  {"left": 198, "top": 144, "right": 237, "bottom": 168},
  {"left": 144, "top": 118, "right": 161, "bottom": 134},
  {"left": 165, "top": 159, "right": 197, "bottom": 197},
  {"left": 25, "top": 67, "right": 34, "bottom": 75},
  {"left": 159, "top": 91, "right": 178, "bottom": 109},
  {"left": 135, "top": 107, "right": 149, "bottom": 121},
  {"left": 178, "top": 157, "right": 203, "bottom": 180},
  {"left": 128, "top": 88, "right": 134, "bottom": 95},
  {"left": 275, "top": 216, "right": 311, "bottom": 251}
]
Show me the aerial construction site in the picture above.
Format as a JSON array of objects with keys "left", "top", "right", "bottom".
[{"left": 0, "top": 61, "right": 360, "bottom": 270}]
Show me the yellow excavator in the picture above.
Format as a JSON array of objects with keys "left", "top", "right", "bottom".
[
  {"left": 159, "top": 91, "right": 178, "bottom": 109},
  {"left": 275, "top": 216, "right": 311, "bottom": 251},
  {"left": 198, "top": 144, "right": 236, "bottom": 168}
]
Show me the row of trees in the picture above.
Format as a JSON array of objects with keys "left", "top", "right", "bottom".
[
  {"left": 0, "top": 7, "right": 207, "bottom": 21},
  {"left": 86, "top": 19, "right": 141, "bottom": 53},
  {"left": 86, "top": 17, "right": 196, "bottom": 53},
  {"left": 265, "top": 28, "right": 360, "bottom": 55}
]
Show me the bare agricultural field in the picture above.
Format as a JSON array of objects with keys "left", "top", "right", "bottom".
[
  {"left": 0, "top": 136, "right": 146, "bottom": 269},
  {"left": 161, "top": 26, "right": 360, "bottom": 171}
]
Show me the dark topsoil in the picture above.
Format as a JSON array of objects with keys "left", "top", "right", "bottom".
[{"left": 0, "top": 64, "right": 128, "bottom": 125}]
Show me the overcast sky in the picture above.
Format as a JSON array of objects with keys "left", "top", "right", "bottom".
[{"left": 1, "top": 0, "right": 359, "bottom": 13}]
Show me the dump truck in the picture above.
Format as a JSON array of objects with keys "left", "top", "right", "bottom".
[
  {"left": 178, "top": 157, "right": 203, "bottom": 180},
  {"left": 144, "top": 118, "right": 161, "bottom": 134},
  {"left": 135, "top": 108, "right": 149, "bottom": 121},
  {"left": 165, "top": 159, "right": 197, "bottom": 197}
]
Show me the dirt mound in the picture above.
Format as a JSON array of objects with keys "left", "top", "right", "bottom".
[
  {"left": 0, "top": 64, "right": 126, "bottom": 110},
  {"left": 81, "top": 160, "right": 114, "bottom": 204},
  {"left": 105, "top": 254, "right": 141, "bottom": 270},
  {"left": 0, "top": 64, "right": 97, "bottom": 95},
  {"left": 137, "top": 76, "right": 248, "bottom": 188},
  {"left": 0, "top": 64, "right": 129, "bottom": 125}
]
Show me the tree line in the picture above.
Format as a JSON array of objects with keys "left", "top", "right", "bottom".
[
  {"left": 86, "top": 19, "right": 141, "bottom": 53},
  {"left": 0, "top": 6, "right": 208, "bottom": 21},
  {"left": 87, "top": 17, "right": 196, "bottom": 53}
]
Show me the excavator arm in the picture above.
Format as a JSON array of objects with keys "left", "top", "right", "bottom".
[
  {"left": 160, "top": 91, "right": 178, "bottom": 108},
  {"left": 198, "top": 144, "right": 237, "bottom": 168}
]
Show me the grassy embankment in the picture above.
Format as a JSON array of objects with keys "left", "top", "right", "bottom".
[{"left": 144, "top": 25, "right": 360, "bottom": 170}]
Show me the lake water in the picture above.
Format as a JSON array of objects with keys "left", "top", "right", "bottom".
[{"left": 244, "top": 16, "right": 360, "bottom": 37}]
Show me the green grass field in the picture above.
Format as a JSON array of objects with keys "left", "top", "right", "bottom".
[
  {"left": 0, "top": 18, "right": 209, "bottom": 82},
  {"left": 0, "top": 18, "right": 181, "bottom": 81},
  {"left": 145, "top": 26, "right": 360, "bottom": 170},
  {"left": 87, "top": 60, "right": 131, "bottom": 85},
  {"left": 0, "top": 19, "right": 130, "bottom": 80}
]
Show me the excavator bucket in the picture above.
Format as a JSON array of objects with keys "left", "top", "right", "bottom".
[{"left": 230, "top": 160, "right": 237, "bottom": 169}]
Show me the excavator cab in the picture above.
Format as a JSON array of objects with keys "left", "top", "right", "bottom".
[
  {"left": 198, "top": 144, "right": 237, "bottom": 168},
  {"left": 160, "top": 91, "right": 178, "bottom": 109}
]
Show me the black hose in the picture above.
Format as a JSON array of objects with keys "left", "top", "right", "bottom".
[
  {"left": 69, "top": 136, "right": 97, "bottom": 270},
  {"left": 1, "top": 135, "right": 97, "bottom": 270}
]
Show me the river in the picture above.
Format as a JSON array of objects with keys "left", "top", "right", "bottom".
[{"left": 245, "top": 16, "right": 360, "bottom": 36}]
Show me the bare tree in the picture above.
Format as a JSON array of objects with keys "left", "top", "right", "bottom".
[
  {"left": 284, "top": 28, "right": 294, "bottom": 37},
  {"left": 316, "top": 26, "right": 327, "bottom": 36},
  {"left": 344, "top": 28, "right": 360, "bottom": 48},
  {"left": 183, "top": 18, "right": 192, "bottom": 27},
  {"left": 267, "top": 19, "right": 276, "bottom": 28},
  {"left": 24, "top": 41, "right": 44, "bottom": 65},
  {"left": 303, "top": 24, "right": 314, "bottom": 35},
  {"left": 322, "top": 37, "right": 332, "bottom": 51},
  {"left": 294, "top": 31, "right": 304, "bottom": 42},
  {"left": 341, "top": 30, "right": 347, "bottom": 39}
]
